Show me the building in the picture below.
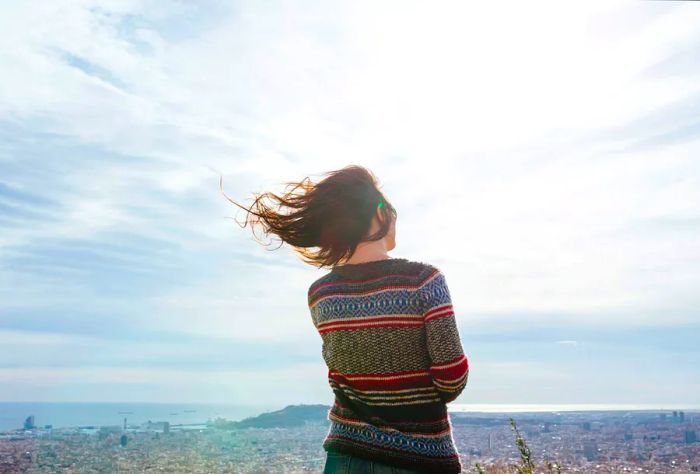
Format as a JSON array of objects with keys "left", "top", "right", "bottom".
[
  {"left": 684, "top": 430, "right": 697, "bottom": 444},
  {"left": 23, "top": 416, "right": 35, "bottom": 430},
  {"left": 583, "top": 441, "right": 598, "bottom": 461}
]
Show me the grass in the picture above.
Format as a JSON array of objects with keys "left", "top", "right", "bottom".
[{"left": 472, "top": 417, "right": 562, "bottom": 474}]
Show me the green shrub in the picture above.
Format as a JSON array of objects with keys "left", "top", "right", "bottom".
[{"left": 472, "top": 417, "right": 562, "bottom": 473}]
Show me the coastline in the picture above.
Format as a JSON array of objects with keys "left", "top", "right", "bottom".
[{"left": 2, "top": 402, "right": 699, "bottom": 433}]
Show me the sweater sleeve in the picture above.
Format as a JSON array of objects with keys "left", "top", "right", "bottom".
[{"left": 420, "top": 268, "right": 469, "bottom": 403}]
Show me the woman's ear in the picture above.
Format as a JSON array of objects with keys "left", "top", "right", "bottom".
[{"left": 375, "top": 205, "right": 386, "bottom": 225}]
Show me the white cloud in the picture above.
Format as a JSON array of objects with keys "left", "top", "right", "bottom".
[{"left": 0, "top": 363, "right": 330, "bottom": 404}]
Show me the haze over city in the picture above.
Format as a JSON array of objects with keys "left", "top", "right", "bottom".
[{"left": 1, "top": 0, "right": 699, "bottom": 407}]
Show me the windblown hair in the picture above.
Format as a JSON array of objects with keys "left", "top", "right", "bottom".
[{"left": 220, "top": 165, "right": 397, "bottom": 269}]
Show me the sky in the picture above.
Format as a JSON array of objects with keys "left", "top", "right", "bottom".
[{"left": 0, "top": 0, "right": 699, "bottom": 407}]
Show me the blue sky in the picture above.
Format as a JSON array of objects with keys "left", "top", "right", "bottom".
[{"left": 0, "top": 0, "right": 699, "bottom": 406}]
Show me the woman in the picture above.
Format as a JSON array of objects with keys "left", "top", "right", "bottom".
[{"left": 221, "top": 165, "right": 469, "bottom": 474}]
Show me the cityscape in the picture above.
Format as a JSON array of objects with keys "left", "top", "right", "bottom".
[{"left": 1, "top": 405, "right": 698, "bottom": 473}]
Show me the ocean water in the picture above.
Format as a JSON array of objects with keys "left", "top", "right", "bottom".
[
  {"left": 0, "top": 403, "right": 279, "bottom": 431},
  {"left": 448, "top": 403, "right": 700, "bottom": 413}
]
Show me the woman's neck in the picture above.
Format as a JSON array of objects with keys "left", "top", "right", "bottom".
[{"left": 339, "top": 249, "right": 391, "bottom": 265}]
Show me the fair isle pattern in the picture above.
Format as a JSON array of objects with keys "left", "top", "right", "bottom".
[
  {"left": 324, "top": 402, "right": 461, "bottom": 473},
  {"left": 326, "top": 416, "right": 456, "bottom": 455},
  {"left": 308, "top": 257, "right": 469, "bottom": 474}
]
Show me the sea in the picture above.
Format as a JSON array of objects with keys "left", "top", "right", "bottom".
[
  {"left": 1, "top": 402, "right": 698, "bottom": 432},
  {"left": 0, "top": 402, "right": 279, "bottom": 432}
]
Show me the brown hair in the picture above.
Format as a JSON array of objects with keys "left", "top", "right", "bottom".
[{"left": 219, "top": 165, "right": 397, "bottom": 269}]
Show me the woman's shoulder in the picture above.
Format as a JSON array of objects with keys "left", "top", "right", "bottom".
[
  {"left": 384, "top": 258, "right": 443, "bottom": 291},
  {"left": 400, "top": 258, "right": 441, "bottom": 280},
  {"left": 402, "top": 257, "right": 438, "bottom": 272},
  {"left": 307, "top": 257, "right": 440, "bottom": 301}
]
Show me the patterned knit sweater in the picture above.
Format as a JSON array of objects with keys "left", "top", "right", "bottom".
[{"left": 308, "top": 257, "right": 469, "bottom": 474}]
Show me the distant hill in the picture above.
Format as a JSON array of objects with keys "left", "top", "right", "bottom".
[{"left": 213, "top": 404, "right": 331, "bottom": 429}]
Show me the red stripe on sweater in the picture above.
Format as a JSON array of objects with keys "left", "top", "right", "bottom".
[
  {"left": 317, "top": 314, "right": 423, "bottom": 328},
  {"left": 330, "top": 410, "right": 449, "bottom": 426},
  {"left": 430, "top": 354, "right": 469, "bottom": 381},
  {"left": 424, "top": 304, "right": 453, "bottom": 318},
  {"left": 329, "top": 372, "right": 434, "bottom": 391},
  {"left": 425, "top": 309, "right": 454, "bottom": 323},
  {"left": 319, "top": 320, "right": 423, "bottom": 333}
]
